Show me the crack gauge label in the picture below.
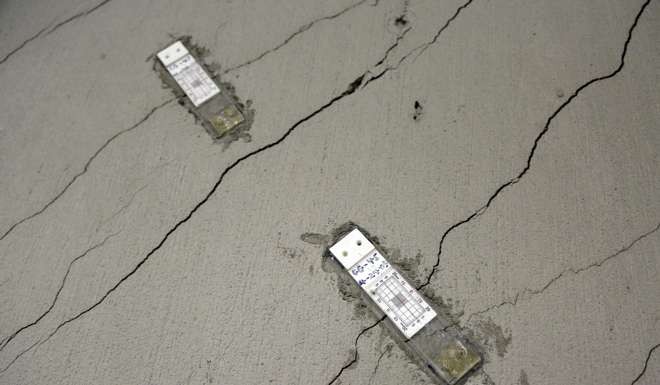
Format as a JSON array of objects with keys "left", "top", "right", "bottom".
[
  {"left": 157, "top": 41, "right": 220, "bottom": 107},
  {"left": 330, "top": 229, "right": 436, "bottom": 338}
]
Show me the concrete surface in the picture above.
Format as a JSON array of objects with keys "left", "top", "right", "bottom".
[{"left": 0, "top": 0, "right": 658, "bottom": 384}]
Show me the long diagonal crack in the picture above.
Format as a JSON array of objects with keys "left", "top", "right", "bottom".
[
  {"left": 0, "top": 0, "right": 402, "bottom": 372},
  {"left": 325, "top": 1, "right": 477, "bottom": 383},
  {"left": 417, "top": 0, "right": 652, "bottom": 291},
  {"left": 222, "top": 0, "right": 371, "bottom": 74},
  {"left": 0, "top": 8, "right": 419, "bottom": 366},
  {"left": 0, "top": 31, "right": 413, "bottom": 371},
  {"left": 0, "top": 99, "right": 173, "bottom": 242},
  {"left": 631, "top": 343, "right": 660, "bottom": 385},
  {"left": 0, "top": 185, "right": 150, "bottom": 351},
  {"left": 0, "top": 232, "right": 120, "bottom": 351},
  {"left": 0, "top": 0, "right": 652, "bottom": 380},
  {"left": 326, "top": 0, "right": 652, "bottom": 382},
  {"left": 1, "top": 0, "right": 371, "bottom": 240},
  {"left": 1, "top": 0, "right": 372, "bottom": 242},
  {"left": 0, "top": 0, "right": 116, "bottom": 66},
  {"left": 463, "top": 221, "right": 660, "bottom": 322}
]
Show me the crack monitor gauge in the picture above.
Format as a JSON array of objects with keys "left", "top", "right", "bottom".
[
  {"left": 329, "top": 228, "right": 481, "bottom": 384},
  {"left": 157, "top": 40, "right": 245, "bottom": 138}
]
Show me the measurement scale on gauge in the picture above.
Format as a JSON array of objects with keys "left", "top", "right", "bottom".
[
  {"left": 329, "top": 228, "right": 436, "bottom": 338},
  {"left": 157, "top": 41, "right": 220, "bottom": 107}
]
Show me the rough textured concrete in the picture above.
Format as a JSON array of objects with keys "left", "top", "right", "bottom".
[{"left": 0, "top": 0, "right": 658, "bottom": 384}]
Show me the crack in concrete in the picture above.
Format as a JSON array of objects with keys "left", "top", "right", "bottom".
[
  {"left": 0, "top": 26, "right": 50, "bottom": 66},
  {"left": 631, "top": 343, "right": 660, "bottom": 385},
  {"left": 367, "top": 343, "right": 391, "bottom": 385},
  {"left": 372, "top": 0, "right": 411, "bottom": 68},
  {"left": 325, "top": 2, "right": 477, "bottom": 383},
  {"left": 44, "top": 0, "right": 115, "bottom": 37},
  {"left": 362, "top": 0, "right": 475, "bottom": 88},
  {"left": 0, "top": 231, "right": 120, "bottom": 352},
  {"left": 463, "top": 222, "right": 660, "bottom": 322},
  {"left": 222, "top": 0, "right": 371, "bottom": 74},
  {"left": 374, "top": 27, "right": 411, "bottom": 67},
  {"left": 97, "top": 184, "right": 149, "bottom": 230},
  {"left": 0, "top": 0, "right": 115, "bottom": 66},
  {"left": 0, "top": 45, "right": 398, "bottom": 374},
  {"left": 417, "top": 0, "right": 653, "bottom": 292},
  {"left": 327, "top": 317, "right": 385, "bottom": 385},
  {"left": 0, "top": 98, "right": 173, "bottom": 242},
  {"left": 326, "top": 0, "right": 653, "bottom": 381},
  {"left": 0, "top": 0, "right": 417, "bottom": 369},
  {"left": 0, "top": 0, "right": 652, "bottom": 379}
]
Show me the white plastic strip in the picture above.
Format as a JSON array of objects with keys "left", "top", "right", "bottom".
[
  {"left": 330, "top": 229, "right": 436, "bottom": 338},
  {"left": 157, "top": 41, "right": 220, "bottom": 107}
]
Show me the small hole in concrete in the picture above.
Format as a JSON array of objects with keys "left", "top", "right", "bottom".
[
  {"left": 394, "top": 15, "right": 408, "bottom": 27},
  {"left": 357, "top": 240, "right": 362, "bottom": 246},
  {"left": 413, "top": 100, "right": 424, "bottom": 121}
]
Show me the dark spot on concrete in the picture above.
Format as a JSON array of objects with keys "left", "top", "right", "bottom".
[
  {"left": 390, "top": 0, "right": 411, "bottom": 32},
  {"left": 555, "top": 88, "right": 565, "bottom": 98},
  {"left": 278, "top": 246, "right": 302, "bottom": 260},
  {"left": 413, "top": 100, "right": 423, "bottom": 121},
  {"left": 519, "top": 369, "right": 529, "bottom": 385},
  {"left": 309, "top": 264, "right": 315, "bottom": 275},
  {"left": 99, "top": 53, "right": 106, "bottom": 60},
  {"left": 152, "top": 35, "right": 255, "bottom": 148},
  {"left": 394, "top": 15, "right": 408, "bottom": 27}
]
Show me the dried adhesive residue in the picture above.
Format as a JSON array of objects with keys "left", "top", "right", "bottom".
[
  {"left": 420, "top": 286, "right": 464, "bottom": 326},
  {"left": 152, "top": 36, "right": 255, "bottom": 148},
  {"left": 391, "top": 250, "right": 423, "bottom": 283},
  {"left": 300, "top": 232, "right": 331, "bottom": 246},
  {"left": 472, "top": 318, "right": 512, "bottom": 358}
]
